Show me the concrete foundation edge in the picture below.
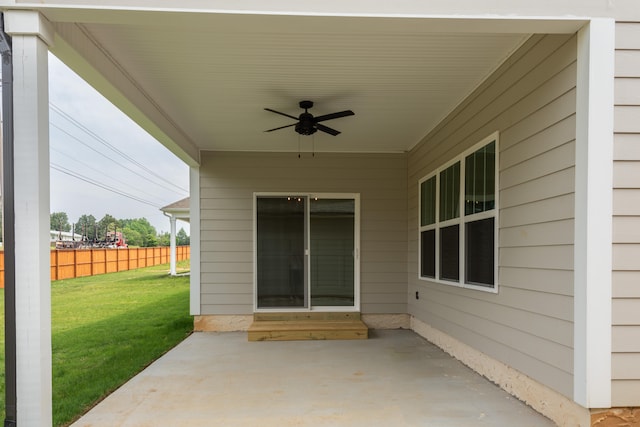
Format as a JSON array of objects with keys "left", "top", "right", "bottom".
[
  {"left": 361, "top": 313, "right": 410, "bottom": 329},
  {"left": 410, "top": 316, "right": 591, "bottom": 427},
  {"left": 590, "top": 408, "right": 640, "bottom": 426}
]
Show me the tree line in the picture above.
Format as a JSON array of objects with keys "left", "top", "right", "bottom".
[{"left": 50, "top": 212, "right": 189, "bottom": 247}]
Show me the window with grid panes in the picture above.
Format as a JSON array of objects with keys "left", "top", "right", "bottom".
[{"left": 418, "top": 134, "right": 498, "bottom": 291}]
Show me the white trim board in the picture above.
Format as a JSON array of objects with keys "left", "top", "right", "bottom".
[
  {"left": 574, "top": 18, "right": 614, "bottom": 408},
  {"left": 189, "top": 166, "right": 201, "bottom": 315}
]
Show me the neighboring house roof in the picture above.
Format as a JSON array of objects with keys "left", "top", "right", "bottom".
[{"left": 160, "top": 197, "right": 190, "bottom": 222}]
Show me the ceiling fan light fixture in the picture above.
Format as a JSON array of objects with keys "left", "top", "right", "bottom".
[
  {"left": 264, "top": 100, "right": 354, "bottom": 137},
  {"left": 294, "top": 124, "right": 317, "bottom": 136}
]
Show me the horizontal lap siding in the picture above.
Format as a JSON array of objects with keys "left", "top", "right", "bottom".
[
  {"left": 408, "top": 34, "right": 576, "bottom": 398},
  {"left": 200, "top": 152, "right": 407, "bottom": 315},
  {"left": 611, "top": 22, "right": 640, "bottom": 407}
]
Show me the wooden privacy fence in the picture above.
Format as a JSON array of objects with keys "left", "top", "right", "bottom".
[{"left": 0, "top": 246, "right": 190, "bottom": 287}]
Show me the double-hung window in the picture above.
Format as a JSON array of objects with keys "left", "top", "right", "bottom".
[{"left": 419, "top": 133, "right": 498, "bottom": 292}]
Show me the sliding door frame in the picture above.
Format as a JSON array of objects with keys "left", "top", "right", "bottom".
[{"left": 253, "top": 192, "right": 361, "bottom": 312}]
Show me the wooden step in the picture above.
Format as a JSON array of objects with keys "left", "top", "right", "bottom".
[
  {"left": 253, "top": 311, "right": 361, "bottom": 322},
  {"left": 248, "top": 313, "right": 368, "bottom": 341}
]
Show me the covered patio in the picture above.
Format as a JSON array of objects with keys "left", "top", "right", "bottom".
[
  {"left": 70, "top": 330, "right": 554, "bottom": 426},
  {"left": 2, "top": 2, "right": 637, "bottom": 426}
]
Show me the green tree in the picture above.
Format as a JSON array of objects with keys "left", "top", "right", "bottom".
[
  {"left": 74, "top": 214, "right": 97, "bottom": 240},
  {"left": 51, "top": 212, "right": 71, "bottom": 232},
  {"left": 157, "top": 232, "right": 170, "bottom": 247},
  {"left": 121, "top": 218, "right": 158, "bottom": 247},
  {"left": 144, "top": 233, "right": 158, "bottom": 248},
  {"left": 97, "top": 214, "right": 120, "bottom": 241},
  {"left": 176, "top": 228, "right": 190, "bottom": 246},
  {"left": 121, "top": 218, "right": 155, "bottom": 236},
  {"left": 121, "top": 227, "right": 143, "bottom": 247}
]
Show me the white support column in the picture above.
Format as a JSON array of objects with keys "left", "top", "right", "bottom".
[
  {"left": 5, "top": 10, "right": 54, "bottom": 426},
  {"left": 574, "top": 18, "right": 614, "bottom": 408},
  {"left": 189, "top": 166, "right": 201, "bottom": 315},
  {"left": 169, "top": 215, "right": 177, "bottom": 276}
]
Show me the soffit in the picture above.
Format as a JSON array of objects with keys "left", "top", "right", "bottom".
[{"left": 41, "top": 10, "right": 545, "bottom": 155}]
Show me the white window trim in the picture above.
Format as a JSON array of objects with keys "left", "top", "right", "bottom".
[{"left": 418, "top": 131, "right": 499, "bottom": 293}]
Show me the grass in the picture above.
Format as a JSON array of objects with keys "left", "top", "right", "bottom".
[{"left": 0, "top": 260, "right": 193, "bottom": 426}]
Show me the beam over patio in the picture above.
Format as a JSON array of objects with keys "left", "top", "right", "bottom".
[{"left": 70, "top": 330, "right": 554, "bottom": 426}]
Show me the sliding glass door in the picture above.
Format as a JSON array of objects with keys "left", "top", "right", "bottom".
[
  {"left": 310, "top": 198, "right": 355, "bottom": 307},
  {"left": 256, "top": 196, "right": 307, "bottom": 308},
  {"left": 255, "top": 194, "right": 358, "bottom": 310}
]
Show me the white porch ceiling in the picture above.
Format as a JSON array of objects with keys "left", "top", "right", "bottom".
[
  {"left": 29, "top": 8, "right": 582, "bottom": 162},
  {"left": 83, "top": 16, "right": 527, "bottom": 154}
]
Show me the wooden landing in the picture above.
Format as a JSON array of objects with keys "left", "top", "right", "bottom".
[{"left": 248, "top": 312, "right": 368, "bottom": 341}]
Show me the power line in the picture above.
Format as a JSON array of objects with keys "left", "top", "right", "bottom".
[
  {"left": 50, "top": 122, "right": 186, "bottom": 197},
  {"left": 50, "top": 102, "right": 189, "bottom": 195},
  {"left": 51, "top": 162, "right": 161, "bottom": 208},
  {"left": 50, "top": 146, "right": 168, "bottom": 206},
  {"left": 51, "top": 102, "right": 189, "bottom": 194}
]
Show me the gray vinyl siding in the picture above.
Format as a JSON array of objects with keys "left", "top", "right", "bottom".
[
  {"left": 199, "top": 151, "right": 407, "bottom": 315},
  {"left": 611, "top": 21, "right": 640, "bottom": 407},
  {"left": 408, "top": 34, "right": 577, "bottom": 398}
]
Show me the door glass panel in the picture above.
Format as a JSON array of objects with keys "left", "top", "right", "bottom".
[
  {"left": 256, "top": 197, "right": 306, "bottom": 308},
  {"left": 310, "top": 199, "right": 355, "bottom": 307}
]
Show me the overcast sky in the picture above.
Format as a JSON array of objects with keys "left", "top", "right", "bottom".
[{"left": 47, "top": 54, "right": 190, "bottom": 234}]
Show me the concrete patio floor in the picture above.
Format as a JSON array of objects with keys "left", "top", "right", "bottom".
[{"left": 71, "top": 330, "right": 556, "bottom": 426}]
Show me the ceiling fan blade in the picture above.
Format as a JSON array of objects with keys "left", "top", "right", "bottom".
[
  {"left": 264, "top": 108, "right": 299, "bottom": 120},
  {"left": 316, "top": 123, "right": 341, "bottom": 136},
  {"left": 264, "top": 123, "right": 296, "bottom": 132},
  {"left": 314, "top": 110, "right": 355, "bottom": 123}
]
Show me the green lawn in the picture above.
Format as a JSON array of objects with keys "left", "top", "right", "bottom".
[{"left": 0, "top": 261, "right": 193, "bottom": 426}]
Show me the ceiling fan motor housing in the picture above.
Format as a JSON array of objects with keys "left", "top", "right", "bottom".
[{"left": 296, "top": 112, "right": 317, "bottom": 135}]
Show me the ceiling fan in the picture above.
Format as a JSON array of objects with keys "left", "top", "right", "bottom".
[{"left": 264, "top": 100, "right": 354, "bottom": 136}]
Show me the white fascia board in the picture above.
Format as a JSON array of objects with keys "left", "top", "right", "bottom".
[
  {"left": 0, "top": 1, "right": 591, "bottom": 33},
  {"left": 162, "top": 209, "right": 190, "bottom": 218},
  {"left": 574, "top": 18, "right": 614, "bottom": 409}
]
